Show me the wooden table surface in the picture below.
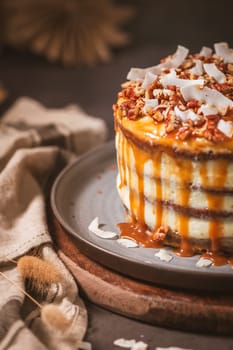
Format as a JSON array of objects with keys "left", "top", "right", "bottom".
[{"left": 1, "top": 2, "right": 233, "bottom": 347}]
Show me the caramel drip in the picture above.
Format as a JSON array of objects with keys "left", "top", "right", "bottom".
[
  {"left": 118, "top": 132, "right": 127, "bottom": 189},
  {"left": 200, "top": 160, "right": 229, "bottom": 255},
  {"left": 116, "top": 112, "right": 233, "bottom": 157},
  {"left": 125, "top": 140, "right": 136, "bottom": 222},
  {"left": 130, "top": 143, "right": 148, "bottom": 224},
  {"left": 152, "top": 152, "right": 163, "bottom": 228},
  {"left": 118, "top": 131, "right": 148, "bottom": 225},
  {"left": 120, "top": 131, "right": 165, "bottom": 233},
  {"left": 125, "top": 139, "right": 147, "bottom": 223},
  {"left": 176, "top": 159, "right": 194, "bottom": 257}
]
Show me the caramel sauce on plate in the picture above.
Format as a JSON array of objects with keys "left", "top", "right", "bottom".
[
  {"left": 201, "top": 251, "right": 229, "bottom": 266},
  {"left": 117, "top": 222, "right": 162, "bottom": 248}
]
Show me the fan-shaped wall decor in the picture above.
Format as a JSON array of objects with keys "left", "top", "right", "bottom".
[{"left": 2, "top": 0, "right": 134, "bottom": 66}]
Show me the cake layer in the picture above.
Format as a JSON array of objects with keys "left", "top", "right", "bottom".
[
  {"left": 117, "top": 175, "right": 233, "bottom": 239},
  {"left": 116, "top": 125, "right": 233, "bottom": 189},
  {"left": 115, "top": 116, "right": 233, "bottom": 159},
  {"left": 116, "top": 128, "right": 233, "bottom": 252},
  {"left": 118, "top": 178, "right": 233, "bottom": 219},
  {"left": 116, "top": 128, "right": 233, "bottom": 194},
  {"left": 119, "top": 175, "right": 233, "bottom": 214},
  {"left": 116, "top": 131, "right": 233, "bottom": 213}
]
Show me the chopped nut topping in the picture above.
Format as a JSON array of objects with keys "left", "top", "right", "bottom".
[
  {"left": 152, "top": 225, "right": 169, "bottom": 242},
  {"left": 227, "top": 63, "right": 233, "bottom": 74},
  {"left": 114, "top": 44, "right": 233, "bottom": 142}
]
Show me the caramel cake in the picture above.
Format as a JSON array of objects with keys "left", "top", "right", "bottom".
[{"left": 113, "top": 43, "right": 233, "bottom": 264}]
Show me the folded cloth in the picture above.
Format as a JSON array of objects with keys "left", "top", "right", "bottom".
[
  {"left": 0, "top": 97, "right": 107, "bottom": 349},
  {"left": 0, "top": 96, "right": 107, "bottom": 171}
]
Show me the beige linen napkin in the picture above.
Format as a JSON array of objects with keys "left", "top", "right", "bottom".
[{"left": 0, "top": 97, "right": 107, "bottom": 349}]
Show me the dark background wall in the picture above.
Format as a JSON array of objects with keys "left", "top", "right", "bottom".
[{"left": 122, "top": 0, "right": 233, "bottom": 51}]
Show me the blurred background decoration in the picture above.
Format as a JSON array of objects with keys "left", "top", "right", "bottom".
[
  {"left": 0, "top": 83, "right": 7, "bottom": 104},
  {"left": 1, "top": 0, "right": 233, "bottom": 68},
  {"left": 1, "top": 0, "right": 134, "bottom": 67}
]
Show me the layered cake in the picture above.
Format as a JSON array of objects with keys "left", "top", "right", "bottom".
[{"left": 113, "top": 43, "right": 233, "bottom": 261}]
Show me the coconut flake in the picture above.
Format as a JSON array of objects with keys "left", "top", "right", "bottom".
[
  {"left": 199, "top": 46, "right": 213, "bottom": 57},
  {"left": 181, "top": 85, "right": 203, "bottom": 101},
  {"left": 88, "top": 217, "right": 117, "bottom": 239},
  {"left": 155, "top": 249, "right": 173, "bottom": 262},
  {"left": 113, "top": 338, "right": 137, "bottom": 348},
  {"left": 79, "top": 342, "right": 92, "bottom": 350},
  {"left": 160, "top": 70, "right": 204, "bottom": 89},
  {"left": 181, "top": 85, "right": 233, "bottom": 115},
  {"left": 117, "top": 238, "right": 138, "bottom": 248},
  {"left": 198, "top": 104, "right": 218, "bottom": 116},
  {"left": 189, "top": 59, "right": 203, "bottom": 75},
  {"left": 127, "top": 68, "right": 146, "bottom": 81},
  {"left": 196, "top": 258, "right": 213, "bottom": 268},
  {"left": 131, "top": 341, "right": 148, "bottom": 350},
  {"left": 163, "top": 45, "right": 189, "bottom": 69},
  {"left": 156, "top": 347, "right": 192, "bottom": 350},
  {"left": 174, "top": 106, "right": 199, "bottom": 122},
  {"left": 203, "top": 63, "right": 226, "bottom": 83},
  {"left": 142, "top": 71, "right": 157, "bottom": 89},
  {"left": 127, "top": 46, "right": 189, "bottom": 80},
  {"left": 144, "top": 260, "right": 153, "bottom": 264},
  {"left": 153, "top": 88, "right": 172, "bottom": 97},
  {"left": 58, "top": 297, "right": 76, "bottom": 320},
  {"left": 143, "top": 98, "right": 158, "bottom": 113},
  {"left": 214, "top": 42, "right": 233, "bottom": 63},
  {"left": 217, "top": 119, "right": 233, "bottom": 138},
  {"left": 149, "top": 46, "right": 189, "bottom": 75},
  {"left": 113, "top": 339, "right": 148, "bottom": 350}
]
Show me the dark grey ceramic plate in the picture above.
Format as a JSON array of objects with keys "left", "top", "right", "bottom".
[{"left": 51, "top": 140, "right": 233, "bottom": 292}]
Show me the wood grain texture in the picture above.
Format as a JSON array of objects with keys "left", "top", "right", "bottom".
[{"left": 51, "top": 216, "right": 233, "bottom": 336}]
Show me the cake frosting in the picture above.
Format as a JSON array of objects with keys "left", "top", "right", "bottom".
[{"left": 113, "top": 43, "right": 233, "bottom": 263}]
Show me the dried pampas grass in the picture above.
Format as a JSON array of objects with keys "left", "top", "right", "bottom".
[
  {"left": 41, "top": 303, "right": 73, "bottom": 332},
  {"left": 2, "top": 0, "right": 134, "bottom": 66},
  {"left": 17, "top": 255, "right": 61, "bottom": 296},
  {"left": 0, "top": 270, "right": 42, "bottom": 308}
]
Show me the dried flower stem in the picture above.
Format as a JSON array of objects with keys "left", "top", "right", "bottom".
[
  {"left": 7, "top": 257, "right": 17, "bottom": 264},
  {"left": 0, "top": 271, "right": 41, "bottom": 308}
]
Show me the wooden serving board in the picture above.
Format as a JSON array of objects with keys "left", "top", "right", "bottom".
[{"left": 51, "top": 217, "right": 233, "bottom": 336}]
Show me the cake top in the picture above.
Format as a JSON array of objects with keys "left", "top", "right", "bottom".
[{"left": 114, "top": 43, "right": 233, "bottom": 143}]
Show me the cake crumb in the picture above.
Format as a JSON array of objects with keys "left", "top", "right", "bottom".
[
  {"left": 113, "top": 338, "right": 148, "bottom": 349},
  {"left": 156, "top": 347, "right": 192, "bottom": 350},
  {"left": 196, "top": 257, "right": 212, "bottom": 268},
  {"left": 155, "top": 249, "right": 173, "bottom": 262},
  {"left": 88, "top": 217, "right": 117, "bottom": 239},
  {"left": 113, "top": 338, "right": 137, "bottom": 348},
  {"left": 117, "top": 238, "right": 138, "bottom": 248}
]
